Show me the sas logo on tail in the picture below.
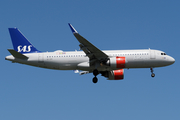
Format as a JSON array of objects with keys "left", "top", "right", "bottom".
[{"left": 17, "top": 45, "right": 32, "bottom": 52}]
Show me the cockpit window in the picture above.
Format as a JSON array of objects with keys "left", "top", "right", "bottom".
[{"left": 161, "top": 53, "right": 166, "bottom": 55}]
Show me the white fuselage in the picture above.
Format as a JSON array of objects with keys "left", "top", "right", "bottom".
[{"left": 5, "top": 49, "right": 175, "bottom": 72}]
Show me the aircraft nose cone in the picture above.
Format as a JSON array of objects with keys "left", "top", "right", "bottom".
[{"left": 169, "top": 56, "right": 175, "bottom": 64}]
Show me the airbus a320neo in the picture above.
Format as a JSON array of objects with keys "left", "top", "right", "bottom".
[{"left": 5, "top": 24, "right": 175, "bottom": 83}]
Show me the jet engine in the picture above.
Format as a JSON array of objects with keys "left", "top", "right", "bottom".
[
  {"left": 106, "top": 57, "right": 126, "bottom": 68},
  {"left": 101, "top": 69, "right": 124, "bottom": 80}
]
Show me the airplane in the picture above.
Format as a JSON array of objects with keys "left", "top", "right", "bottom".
[{"left": 5, "top": 23, "right": 175, "bottom": 83}]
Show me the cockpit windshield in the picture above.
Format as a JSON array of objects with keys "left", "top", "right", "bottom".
[{"left": 161, "top": 53, "right": 166, "bottom": 55}]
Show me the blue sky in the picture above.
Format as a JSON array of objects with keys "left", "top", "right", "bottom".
[{"left": 1, "top": 0, "right": 179, "bottom": 120}]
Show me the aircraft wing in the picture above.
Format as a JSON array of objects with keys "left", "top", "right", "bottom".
[{"left": 68, "top": 23, "right": 108, "bottom": 65}]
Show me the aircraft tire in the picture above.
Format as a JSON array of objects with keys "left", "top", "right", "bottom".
[
  {"left": 93, "top": 69, "right": 99, "bottom": 76},
  {"left": 151, "top": 73, "right": 155, "bottom": 77},
  {"left": 93, "top": 77, "right": 98, "bottom": 83}
]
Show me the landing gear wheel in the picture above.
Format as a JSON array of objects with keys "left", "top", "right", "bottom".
[
  {"left": 93, "top": 69, "right": 99, "bottom": 76},
  {"left": 151, "top": 73, "right": 155, "bottom": 77},
  {"left": 150, "top": 68, "right": 155, "bottom": 78},
  {"left": 92, "top": 69, "right": 99, "bottom": 83},
  {"left": 92, "top": 77, "right": 98, "bottom": 83}
]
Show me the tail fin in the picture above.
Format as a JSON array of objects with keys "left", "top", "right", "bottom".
[{"left": 8, "top": 28, "right": 40, "bottom": 54}]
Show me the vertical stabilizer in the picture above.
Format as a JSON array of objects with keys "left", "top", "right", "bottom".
[{"left": 8, "top": 28, "right": 40, "bottom": 54}]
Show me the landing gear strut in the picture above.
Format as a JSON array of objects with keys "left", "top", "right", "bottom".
[
  {"left": 150, "top": 68, "right": 155, "bottom": 77},
  {"left": 92, "top": 69, "right": 99, "bottom": 83}
]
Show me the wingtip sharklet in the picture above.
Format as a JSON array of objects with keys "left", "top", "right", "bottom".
[{"left": 68, "top": 23, "right": 78, "bottom": 34}]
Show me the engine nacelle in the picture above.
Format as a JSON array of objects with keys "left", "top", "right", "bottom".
[
  {"left": 101, "top": 69, "right": 124, "bottom": 80},
  {"left": 108, "top": 57, "right": 126, "bottom": 68}
]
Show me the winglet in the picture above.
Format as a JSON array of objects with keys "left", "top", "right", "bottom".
[{"left": 68, "top": 23, "right": 78, "bottom": 34}]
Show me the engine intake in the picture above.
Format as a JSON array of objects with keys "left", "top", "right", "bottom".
[{"left": 107, "top": 57, "right": 126, "bottom": 68}]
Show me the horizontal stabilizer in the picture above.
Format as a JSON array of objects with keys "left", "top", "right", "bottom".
[{"left": 8, "top": 49, "right": 28, "bottom": 59}]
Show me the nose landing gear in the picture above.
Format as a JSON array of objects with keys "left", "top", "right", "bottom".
[
  {"left": 92, "top": 69, "right": 99, "bottom": 83},
  {"left": 150, "top": 68, "right": 155, "bottom": 77}
]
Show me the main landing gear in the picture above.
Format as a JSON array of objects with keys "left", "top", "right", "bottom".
[
  {"left": 92, "top": 69, "right": 99, "bottom": 83},
  {"left": 150, "top": 68, "right": 155, "bottom": 77}
]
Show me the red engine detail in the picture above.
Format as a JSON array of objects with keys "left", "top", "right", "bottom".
[
  {"left": 113, "top": 69, "right": 124, "bottom": 80},
  {"left": 116, "top": 57, "right": 125, "bottom": 68},
  {"left": 107, "top": 69, "right": 124, "bottom": 80},
  {"left": 109, "top": 57, "right": 126, "bottom": 68}
]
